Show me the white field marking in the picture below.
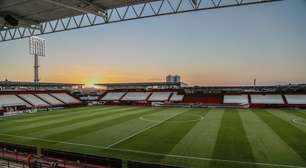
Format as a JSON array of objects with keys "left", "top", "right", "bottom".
[
  {"left": 110, "top": 148, "right": 306, "bottom": 168},
  {"left": 139, "top": 114, "right": 204, "bottom": 123},
  {"left": 292, "top": 118, "right": 306, "bottom": 126},
  {"left": 0, "top": 133, "right": 305, "bottom": 168},
  {"left": 105, "top": 110, "right": 187, "bottom": 148}
]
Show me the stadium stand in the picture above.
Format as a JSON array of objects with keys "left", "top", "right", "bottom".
[
  {"left": 223, "top": 95, "right": 249, "bottom": 104},
  {"left": 51, "top": 93, "right": 81, "bottom": 104},
  {"left": 285, "top": 94, "right": 306, "bottom": 105},
  {"left": 0, "top": 160, "right": 26, "bottom": 168},
  {"left": 101, "top": 92, "right": 126, "bottom": 101},
  {"left": 41, "top": 149, "right": 122, "bottom": 168},
  {"left": 0, "top": 142, "right": 37, "bottom": 155},
  {"left": 183, "top": 94, "right": 223, "bottom": 104},
  {"left": 148, "top": 92, "right": 172, "bottom": 101},
  {"left": 18, "top": 94, "right": 49, "bottom": 107},
  {"left": 169, "top": 92, "right": 184, "bottom": 102},
  {"left": 35, "top": 94, "right": 64, "bottom": 106},
  {"left": 251, "top": 94, "right": 284, "bottom": 104},
  {"left": 121, "top": 92, "right": 151, "bottom": 101},
  {"left": 0, "top": 95, "right": 30, "bottom": 108},
  {"left": 94, "top": 82, "right": 306, "bottom": 107},
  {"left": 0, "top": 107, "right": 4, "bottom": 114}
]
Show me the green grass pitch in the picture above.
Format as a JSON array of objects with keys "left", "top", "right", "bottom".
[{"left": 0, "top": 106, "right": 306, "bottom": 168}]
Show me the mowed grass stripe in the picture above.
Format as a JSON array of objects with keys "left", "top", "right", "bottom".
[
  {"left": 6, "top": 106, "right": 121, "bottom": 124},
  {"left": 37, "top": 107, "right": 168, "bottom": 144},
  {"left": 69, "top": 116, "right": 156, "bottom": 147},
  {"left": 239, "top": 109, "right": 306, "bottom": 167},
  {"left": 280, "top": 109, "right": 306, "bottom": 120},
  {"left": 210, "top": 109, "right": 256, "bottom": 168},
  {"left": 0, "top": 107, "right": 96, "bottom": 126},
  {"left": 0, "top": 107, "right": 164, "bottom": 146},
  {"left": 269, "top": 109, "right": 306, "bottom": 134},
  {"left": 253, "top": 109, "right": 306, "bottom": 162},
  {"left": 0, "top": 106, "right": 133, "bottom": 134},
  {"left": 0, "top": 106, "right": 103, "bottom": 122},
  {"left": 69, "top": 108, "right": 190, "bottom": 148},
  {"left": 114, "top": 108, "right": 206, "bottom": 162},
  {"left": 0, "top": 106, "right": 116, "bottom": 128},
  {"left": 162, "top": 109, "right": 223, "bottom": 168},
  {"left": 4, "top": 106, "right": 141, "bottom": 135}
]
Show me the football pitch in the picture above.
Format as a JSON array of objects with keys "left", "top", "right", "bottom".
[{"left": 0, "top": 106, "right": 306, "bottom": 168}]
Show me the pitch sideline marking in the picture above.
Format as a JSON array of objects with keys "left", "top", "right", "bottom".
[
  {"left": 110, "top": 147, "right": 306, "bottom": 168},
  {"left": 105, "top": 110, "right": 187, "bottom": 148},
  {"left": 292, "top": 118, "right": 306, "bottom": 126},
  {"left": 0, "top": 134, "right": 305, "bottom": 168}
]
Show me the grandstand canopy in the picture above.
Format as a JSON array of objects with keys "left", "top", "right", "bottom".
[
  {"left": 0, "top": 0, "right": 280, "bottom": 42},
  {"left": 184, "top": 84, "right": 306, "bottom": 94},
  {"left": 96, "top": 82, "right": 187, "bottom": 90},
  {"left": 0, "top": 81, "right": 83, "bottom": 87},
  {"left": 0, "top": 0, "right": 156, "bottom": 26}
]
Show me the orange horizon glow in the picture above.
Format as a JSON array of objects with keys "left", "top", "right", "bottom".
[{"left": 13, "top": 73, "right": 304, "bottom": 87}]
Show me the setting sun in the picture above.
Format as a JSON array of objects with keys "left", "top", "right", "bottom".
[{"left": 84, "top": 79, "right": 99, "bottom": 88}]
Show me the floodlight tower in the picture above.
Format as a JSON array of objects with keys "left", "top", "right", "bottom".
[{"left": 29, "top": 36, "right": 46, "bottom": 83}]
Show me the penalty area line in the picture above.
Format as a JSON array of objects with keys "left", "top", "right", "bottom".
[{"left": 0, "top": 134, "right": 305, "bottom": 168}]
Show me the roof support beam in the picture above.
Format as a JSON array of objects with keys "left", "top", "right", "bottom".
[
  {"left": 0, "top": 0, "right": 282, "bottom": 42},
  {"left": 42, "top": 0, "right": 107, "bottom": 18}
]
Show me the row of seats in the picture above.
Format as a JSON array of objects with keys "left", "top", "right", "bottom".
[
  {"left": 19, "top": 94, "right": 49, "bottom": 107},
  {"left": 285, "top": 95, "right": 306, "bottom": 104},
  {"left": 170, "top": 92, "right": 184, "bottom": 101},
  {"left": 251, "top": 95, "right": 284, "bottom": 104},
  {"left": 0, "top": 93, "right": 81, "bottom": 109},
  {"left": 51, "top": 93, "right": 81, "bottom": 104},
  {"left": 0, "top": 95, "right": 31, "bottom": 108},
  {"left": 101, "top": 92, "right": 185, "bottom": 102},
  {"left": 223, "top": 95, "right": 249, "bottom": 104},
  {"left": 224, "top": 94, "right": 306, "bottom": 105},
  {"left": 36, "top": 94, "right": 64, "bottom": 106},
  {"left": 101, "top": 92, "right": 125, "bottom": 101},
  {"left": 122, "top": 92, "right": 151, "bottom": 101},
  {"left": 148, "top": 92, "right": 172, "bottom": 101},
  {"left": 101, "top": 92, "right": 306, "bottom": 105}
]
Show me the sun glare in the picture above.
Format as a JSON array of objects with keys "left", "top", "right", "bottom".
[{"left": 85, "top": 80, "right": 98, "bottom": 88}]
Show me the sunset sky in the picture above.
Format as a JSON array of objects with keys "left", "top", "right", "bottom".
[{"left": 0, "top": 0, "right": 306, "bottom": 87}]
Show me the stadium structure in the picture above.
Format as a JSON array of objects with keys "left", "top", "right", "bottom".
[
  {"left": 1, "top": 0, "right": 306, "bottom": 168},
  {"left": 0, "top": 76, "right": 306, "bottom": 168},
  {"left": 95, "top": 80, "right": 306, "bottom": 108}
]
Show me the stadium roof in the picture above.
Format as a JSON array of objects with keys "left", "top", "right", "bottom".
[
  {"left": 0, "top": 0, "right": 156, "bottom": 25},
  {"left": 185, "top": 84, "right": 306, "bottom": 89},
  {"left": 183, "top": 84, "right": 306, "bottom": 93},
  {"left": 0, "top": 81, "right": 84, "bottom": 87},
  {"left": 96, "top": 82, "right": 187, "bottom": 90},
  {"left": 95, "top": 82, "right": 186, "bottom": 87},
  {"left": 0, "top": 0, "right": 281, "bottom": 42}
]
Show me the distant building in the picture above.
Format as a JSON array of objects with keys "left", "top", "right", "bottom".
[{"left": 166, "top": 75, "right": 181, "bottom": 83}]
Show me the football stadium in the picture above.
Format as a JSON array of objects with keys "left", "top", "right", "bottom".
[{"left": 1, "top": 0, "right": 306, "bottom": 168}]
